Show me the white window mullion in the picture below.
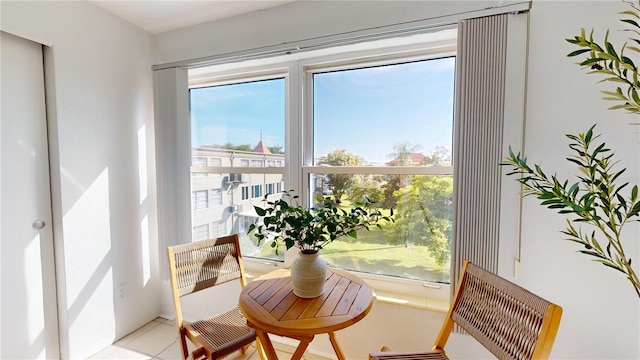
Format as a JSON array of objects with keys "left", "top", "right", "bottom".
[{"left": 288, "top": 61, "right": 304, "bottom": 197}]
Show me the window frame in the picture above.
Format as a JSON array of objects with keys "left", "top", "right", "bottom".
[
  {"left": 186, "top": 34, "right": 458, "bottom": 304},
  {"left": 192, "top": 223, "right": 209, "bottom": 241},
  {"left": 210, "top": 188, "right": 223, "bottom": 206},
  {"left": 191, "top": 189, "right": 208, "bottom": 210}
]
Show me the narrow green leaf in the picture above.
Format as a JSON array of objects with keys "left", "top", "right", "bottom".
[
  {"left": 627, "top": 45, "right": 640, "bottom": 53},
  {"left": 579, "top": 250, "right": 606, "bottom": 259},
  {"left": 566, "top": 38, "right": 580, "bottom": 45},
  {"left": 602, "top": 90, "right": 628, "bottom": 99},
  {"left": 549, "top": 204, "right": 569, "bottom": 209},
  {"left": 568, "top": 48, "right": 592, "bottom": 57},
  {"left": 598, "top": 261, "right": 626, "bottom": 274},
  {"left": 601, "top": 76, "right": 630, "bottom": 84},
  {"left": 608, "top": 104, "right": 633, "bottom": 110},
  {"left": 629, "top": 201, "right": 640, "bottom": 216},
  {"left": 592, "top": 238, "right": 604, "bottom": 253},
  {"left": 621, "top": 18, "right": 640, "bottom": 28},
  {"left": 566, "top": 157, "right": 588, "bottom": 167},
  {"left": 585, "top": 126, "right": 595, "bottom": 143},
  {"left": 619, "top": 10, "right": 640, "bottom": 19},
  {"left": 632, "top": 88, "right": 640, "bottom": 104},
  {"left": 621, "top": 55, "right": 636, "bottom": 68},
  {"left": 580, "top": 57, "right": 604, "bottom": 66}
]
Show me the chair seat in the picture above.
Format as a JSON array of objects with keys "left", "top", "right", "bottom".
[
  {"left": 369, "top": 351, "right": 449, "bottom": 360},
  {"left": 187, "top": 306, "right": 256, "bottom": 358}
]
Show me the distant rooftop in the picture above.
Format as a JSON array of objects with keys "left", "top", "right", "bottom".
[
  {"left": 253, "top": 140, "right": 272, "bottom": 154},
  {"left": 387, "top": 153, "right": 426, "bottom": 166}
]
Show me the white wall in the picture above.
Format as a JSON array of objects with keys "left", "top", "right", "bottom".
[
  {"left": 1, "top": 1, "right": 160, "bottom": 359},
  {"left": 153, "top": 0, "right": 512, "bottom": 65},
  {"left": 517, "top": 1, "right": 640, "bottom": 358},
  {"left": 153, "top": 1, "right": 640, "bottom": 359}
]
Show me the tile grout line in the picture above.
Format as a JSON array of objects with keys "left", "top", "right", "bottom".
[{"left": 153, "top": 341, "right": 178, "bottom": 360}]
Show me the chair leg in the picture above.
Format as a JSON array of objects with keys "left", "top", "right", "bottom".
[
  {"left": 255, "top": 338, "right": 267, "bottom": 360},
  {"left": 191, "top": 347, "right": 206, "bottom": 360},
  {"left": 178, "top": 328, "right": 190, "bottom": 360},
  {"left": 240, "top": 344, "right": 250, "bottom": 354}
]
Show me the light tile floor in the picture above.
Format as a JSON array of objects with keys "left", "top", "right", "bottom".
[{"left": 88, "top": 317, "right": 332, "bottom": 360}]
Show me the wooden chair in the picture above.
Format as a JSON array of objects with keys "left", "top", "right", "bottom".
[
  {"left": 369, "top": 261, "right": 562, "bottom": 360},
  {"left": 167, "top": 234, "right": 259, "bottom": 360}
]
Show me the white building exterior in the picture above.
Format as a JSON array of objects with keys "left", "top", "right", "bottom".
[{"left": 190, "top": 142, "right": 284, "bottom": 255}]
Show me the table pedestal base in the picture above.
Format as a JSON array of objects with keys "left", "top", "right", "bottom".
[{"left": 251, "top": 323, "right": 346, "bottom": 360}]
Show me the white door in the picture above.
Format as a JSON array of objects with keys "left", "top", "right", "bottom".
[{"left": 1, "top": 31, "right": 60, "bottom": 359}]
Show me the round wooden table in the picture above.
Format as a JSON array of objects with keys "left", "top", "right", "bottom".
[{"left": 239, "top": 268, "right": 374, "bottom": 360}]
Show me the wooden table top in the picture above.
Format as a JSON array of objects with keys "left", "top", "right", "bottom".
[{"left": 239, "top": 268, "right": 374, "bottom": 337}]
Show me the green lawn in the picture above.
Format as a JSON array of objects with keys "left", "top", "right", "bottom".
[
  {"left": 320, "top": 228, "right": 450, "bottom": 283},
  {"left": 249, "top": 195, "right": 451, "bottom": 283}
]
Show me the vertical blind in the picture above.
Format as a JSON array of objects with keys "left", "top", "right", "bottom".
[
  {"left": 451, "top": 14, "right": 509, "bottom": 293},
  {"left": 153, "top": 67, "right": 190, "bottom": 279}
]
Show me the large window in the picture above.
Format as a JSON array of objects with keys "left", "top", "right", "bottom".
[{"left": 188, "top": 30, "right": 456, "bottom": 283}]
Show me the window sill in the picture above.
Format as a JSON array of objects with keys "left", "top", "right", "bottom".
[
  {"left": 373, "top": 291, "right": 449, "bottom": 313},
  {"left": 243, "top": 257, "right": 450, "bottom": 313}
]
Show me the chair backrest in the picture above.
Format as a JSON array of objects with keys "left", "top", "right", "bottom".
[
  {"left": 167, "top": 234, "right": 248, "bottom": 325},
  {"left": 434, "top": 261, "right": 562, "bottom": 360}
]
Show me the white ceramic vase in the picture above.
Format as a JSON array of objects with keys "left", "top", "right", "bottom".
[{"left": 291, "top": 249, "right": 327, "bottom": 298}]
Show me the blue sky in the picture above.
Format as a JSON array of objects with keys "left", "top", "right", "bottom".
[
  {"left": 190, "top": 56, "right": 455, "bottom": 164},
  {"left": 190, "top": 79, "right": 286, "bottom": 150}
]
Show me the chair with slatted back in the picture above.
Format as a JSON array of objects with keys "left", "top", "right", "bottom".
[
  {"left": 167, "top": 234, "right": 261, "bottom": 360},
  {"left": 369, "top": 260, "right": 562, "bottom": 360}
]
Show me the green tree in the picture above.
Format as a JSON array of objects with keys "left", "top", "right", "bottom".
[
  {"left": 385, "top": 175, "right": 453, "bottom": 266},
  {"left": 384, "top": 145, "right": 450, "bottom": 208},
  {"left": 384, "top": 143, "right": 423, "bottom": 207},
  {"left": 388, "top": 142, "right": 423, "bottom": 166},
  {"left": 382, "top": 176, "right": 401, "bottom": 209},
  {"left": 319, "top": 150, "right": 363, "bottom": 200},
  {"left": 349, "top": 176, "right": 384, "bottom": 205},
  {"left": 213, "top": 143, "right": 253, "bottom": 151},
  {"left": 421, "top": 146, "right": 451, "bottom": 165},
  {"left": 268, "top": 145, "right": 284, "bottom": 154}
]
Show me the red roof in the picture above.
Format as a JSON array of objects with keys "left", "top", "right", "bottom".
[
  {"left": 253, "top": 140, "right": 272, "bottom": 154},
  {"left": 387, "top": 153, "right": 425, "bottom": 166}
]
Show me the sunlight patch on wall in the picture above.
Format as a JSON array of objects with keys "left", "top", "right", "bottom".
[
  {"left": 63, "top": 168, "right": 111, "bottom": 306},
  {"left": 25, "top": 233, "right": 45, "bottom": 349},
  {"left": 68, "top": 268, "right": 115, "bottom": 357},
  {"left": 137, "top": 126, "right": 148, "bottom": 205},
  {"left": 141, "top": 215, "right": 150, "bottom": 285}
]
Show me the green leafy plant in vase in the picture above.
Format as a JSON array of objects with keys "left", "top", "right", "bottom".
[
  {"left": 248, "top": 190, "right": 394, "bottom": 297},
  {"left": 503, "top": 1, "right": 640, "bottom": 298}
]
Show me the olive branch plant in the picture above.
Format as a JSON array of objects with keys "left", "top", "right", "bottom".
[{"left": 503, "top": 1, "right": 640, "bottom": 298}]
